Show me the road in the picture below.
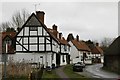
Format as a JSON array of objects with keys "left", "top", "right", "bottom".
[
  {"left": 85, "top": 64, "right": 120, "bottom": 78},
  {"left": 77, "top": 64, "right": 120, "bottom": 80}
]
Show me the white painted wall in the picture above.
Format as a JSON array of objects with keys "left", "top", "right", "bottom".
[
  {"left": 60, "top": 55, "right": 67, "bottom": 66},
  {"left": 7, "top": 52, "right": 54, "bottom": 68},
  {"left": 69, "top": 41, "right": 93, "bottom": 64},
  {"left": 69, "top": 41, "right": 79, "bottom": 60},
  {"left": 101, "top": 55, "right": 104, "bottom": 63},
  {"left": 69, "top": 41, "right": 83, "bottom": 64},
  {"left": 52, "top": 40, "right": 59, "bottom": 53},
  {"left": 84, "top": 52, "right": 92, "bottom": 64}
]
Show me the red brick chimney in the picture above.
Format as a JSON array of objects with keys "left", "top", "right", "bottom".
[
  {"left": 36, "top": 11, "right": 45, "bottom": 24},
  {"left": 76, "top": 35, "right": 79, "bottom": 41}
]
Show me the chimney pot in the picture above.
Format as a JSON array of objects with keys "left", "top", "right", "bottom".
[
  {"left": 59, "top": 33, "right": 62, "bottom": 39},
  {"left": 96, "top": 43, "right": 99, "bottom": 46},
  {"left": 36, "top": 11, "right": 45, "bottom": 24},
  {"left": 76, "top": 35, "right": 79, "bottom": 41},
  {"left": 67, "top": 33, "right": 74, "bottom": 42},
  {"left": 52, "top": 24, "right": 57, "bottom": 31}
]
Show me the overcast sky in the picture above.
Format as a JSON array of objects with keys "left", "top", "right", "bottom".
[{"left": 0, "top": 1, "right": 119, "bottom": 42}]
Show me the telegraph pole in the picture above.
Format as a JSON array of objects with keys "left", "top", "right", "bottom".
[{"left": 3, "top": 43, "right": 7, "bottom": 80}]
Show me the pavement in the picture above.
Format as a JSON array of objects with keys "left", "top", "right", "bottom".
[{"left": 77, "top": 63, "right": 120, "bottom": 80}]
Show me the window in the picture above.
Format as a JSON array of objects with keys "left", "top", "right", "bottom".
[
  {"left": 39, "top": 45, "right": 44, "bottom": 51},
  {"left": 6, "top": 40, "right": 11, "bottom": 45},
  {"left": 30, "top": 45, "right": 37, "bottom": 51},
  {"left": 30, "top": 27, "right": 38, "bottom": 31},
  {"left": 29, "top": 37, "right": 37, "bottom": 44},
  {"left": 63, "top": 55, "right": 65, "bottom": 62},
  {"left": 76, "top": 56, "right": 79, "bottom": 58},
  {"left": 64, "top": 46, "right": 67, "bottom": 51}
]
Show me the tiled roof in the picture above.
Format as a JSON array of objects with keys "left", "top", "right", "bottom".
[
  {"left": 72, "top": 39, "right": 91, "bottom": 52},
  {"left": 86, "top": 42, "right": 103, "bottom": 54},
  {"left": 91, "top": 46, "right": 103, "bottom": 54},
  {"left": 2, "top": 32, "right": 16, "bottom": 40},
  {"left": 58, "top": 37, "right": 70, "bottom": 46},
  {"left": 96, "top": 46, "right": 104, "bottom": 54},
  {"left": 48, "top": 28, "right": 70, "bottom": 46}
]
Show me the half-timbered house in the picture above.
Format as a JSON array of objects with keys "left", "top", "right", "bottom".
[
  {"left": 86, "top": 42, "right": 103, "bottom": 63},
  {"left": 48, "top": 26, "right": 70, "bottom": 66},
  {"left": 9, "top": 11, "right": 60, "bottom": 68},
  {"left": 58, "top": 34, "right": 70, "bottom": 66}
]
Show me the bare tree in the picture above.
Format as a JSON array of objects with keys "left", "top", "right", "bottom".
[
  {"left": 0, "top": 9, "right": 30, "bottom": 32},
  {"left": 101, "top": 37, "right": 114, "bottom": 47},
  {"left": 100, "top": 37, "right": 115, "bottom": 51},
  {"left": 11, "top": 9, "right": 30, "bottom": 28}
]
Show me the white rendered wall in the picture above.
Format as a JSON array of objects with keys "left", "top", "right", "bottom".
[
  {"left": 69, "top": 41, "right": 79, "bottom": 60},
  {"left": 7, "top": 52, "right": 54, "bottom": 68},
  {"left": 60, "top": 55, "right": 67, "bottom": 66}
]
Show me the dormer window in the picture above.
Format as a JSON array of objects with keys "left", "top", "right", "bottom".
[{"left": 6, "top": 40, "right": 11, "bottom": 45}]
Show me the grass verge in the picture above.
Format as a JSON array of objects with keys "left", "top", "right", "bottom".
[
  {"left": 63, "top": 64, "right": 91, "bottom": 80},
  {"left": 41, "top": 69, "right": 60, "bottom": 80}
]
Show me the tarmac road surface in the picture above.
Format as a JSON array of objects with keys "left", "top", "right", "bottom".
[{"left": 85, "top": 64, "right": 120, "bottom": 79}]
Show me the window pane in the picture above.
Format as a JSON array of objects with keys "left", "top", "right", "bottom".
[
  {"left": 30, "top": 45, "right": 37, "bottom": 51},
  {"left": 29, "top": 37, "right": 37, "bottom": 43},
  {"left": 39, "top": 45, "right": 44, "bottom": 51}
]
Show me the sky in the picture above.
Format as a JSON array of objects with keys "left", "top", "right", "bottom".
[{"left": 0, "top": 0, "right": 119, "bottom": 42}]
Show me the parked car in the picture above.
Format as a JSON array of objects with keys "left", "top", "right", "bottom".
[
  {"left": 73, "top": 63, "right": 83, "bottom": 72},
  {"left": 77, "top": 62, "right": 85, "bottom": 68},
  {"left": 46, "top": 66, "right": 52, "bottom": 72}
]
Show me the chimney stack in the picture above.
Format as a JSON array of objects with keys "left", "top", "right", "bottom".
[
  {"left": 67, "top": 33, "right": 74, "bottom": 42},
  {"left": 96, "top": 43, "right": 99, "bottom": 46},
  {"left": 59, "top": 33, "right": 62, "bottom": 39},
  {"left": 52, "top": 24, "right": 57, "bottom": 31},
  {"left": 76, "top": 35, "right": 79, "bottom": 41},
  {"left": 36, "top": 11, "right": 45, "bottom": 24},
  {"left": 51, "top": 24, "right": 58, "bottom": 38}
]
